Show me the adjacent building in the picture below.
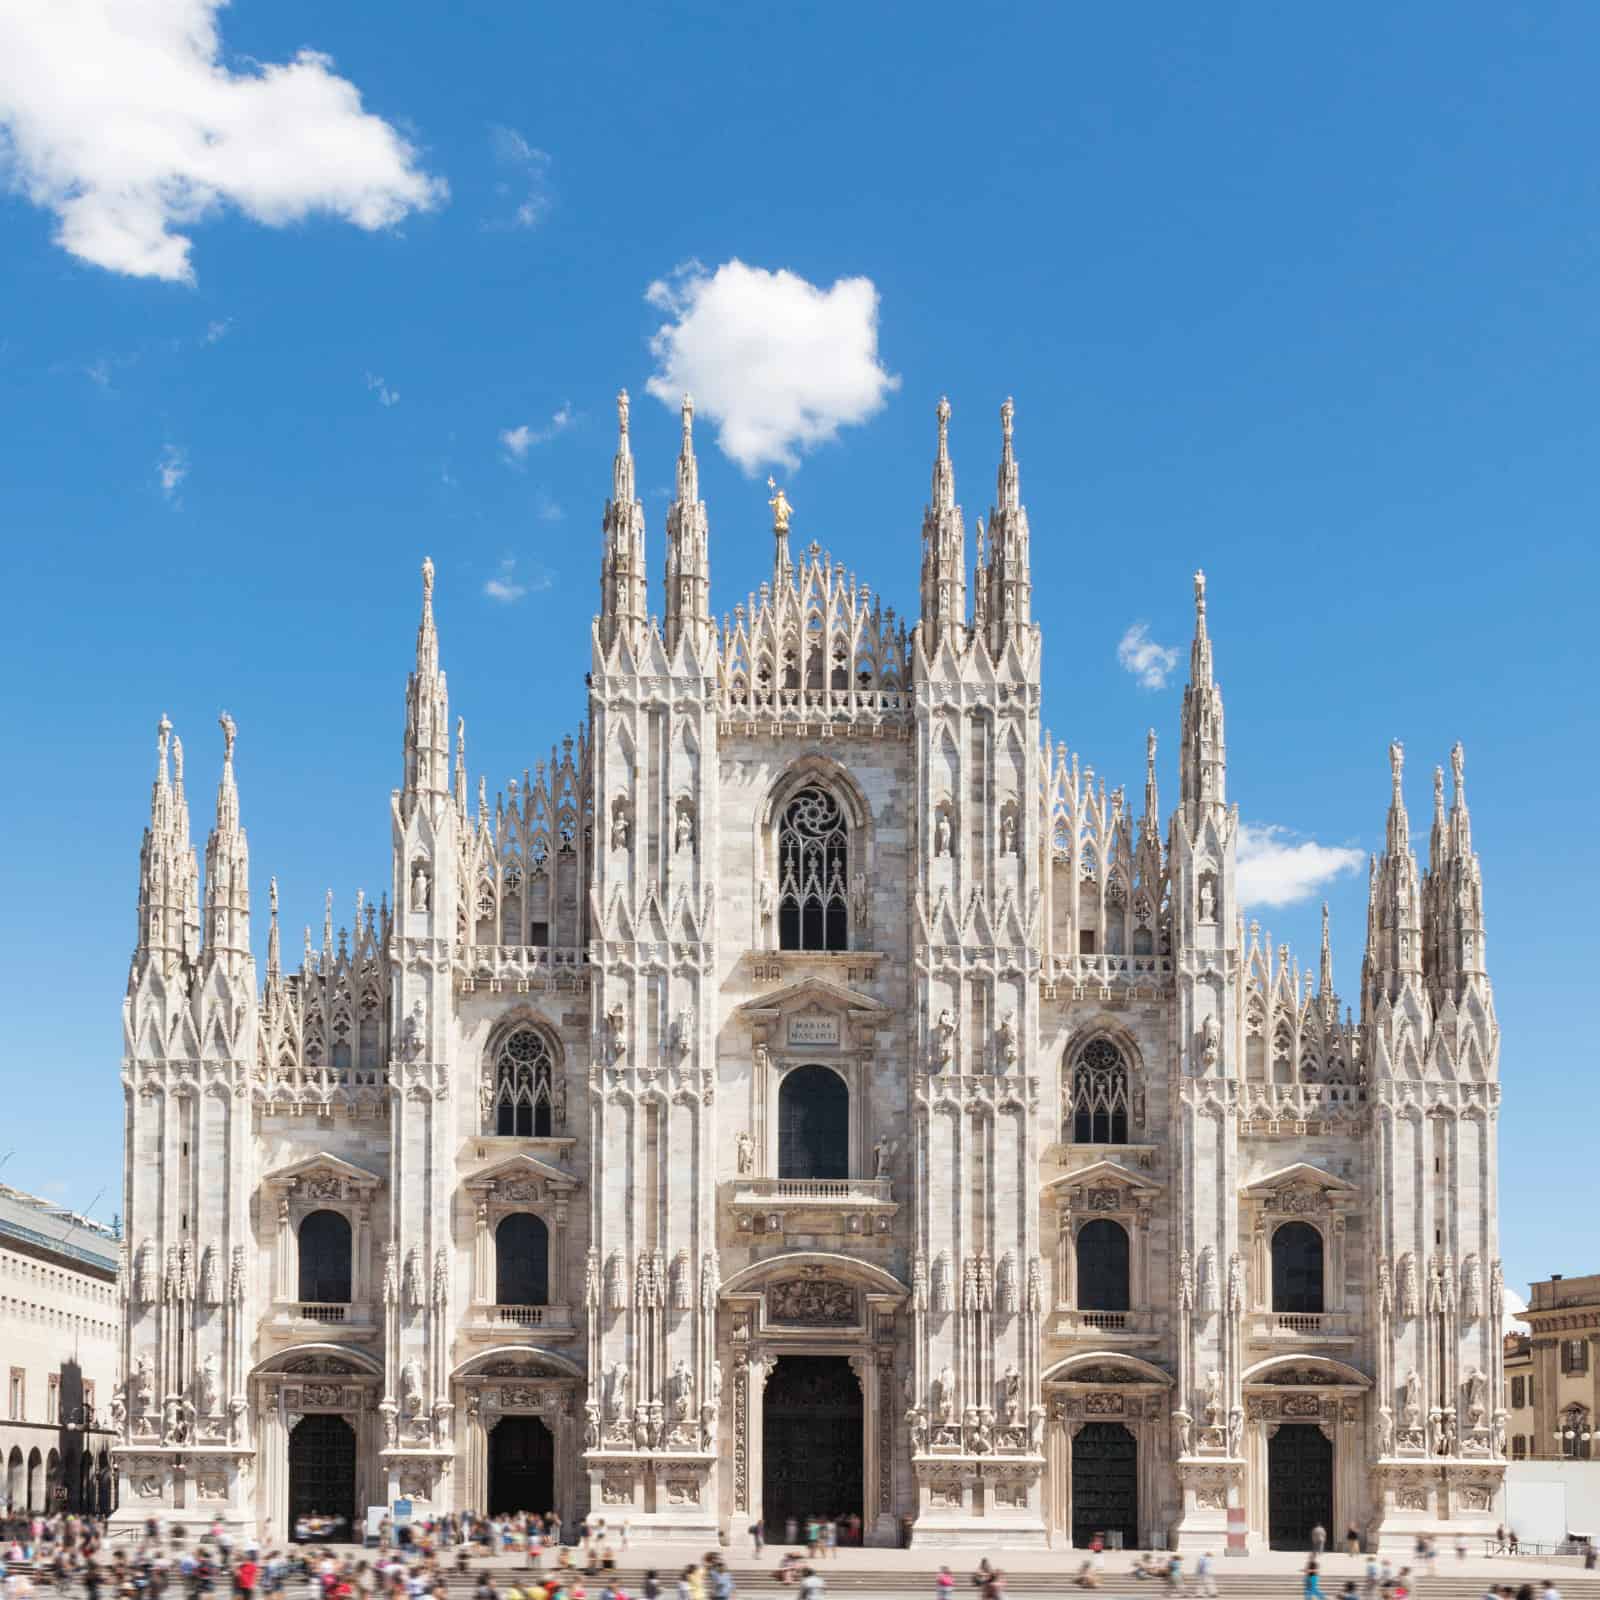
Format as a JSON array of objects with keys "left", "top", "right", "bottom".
[
  {"left": 114, "top": 395, "right": 1508, "bottom": 1549},
  {"left": 1506, "top": 1277, "right": 1600, "bottom": 1462},
  {"left": 0, "top": 1184, "right": 120, "bottom": 1514}
]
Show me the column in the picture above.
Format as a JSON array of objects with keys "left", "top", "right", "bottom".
[
  {"left": 275, "top": 1196, "right": 294, "bottom": 1303},
  {"left": 1057, "top": 1207, "right": 1075, "bottom": 1307},
  {"left": 1329, "top": 1215, "right": 1346, "bottom": 1312},
  {"left": 354, "top": 1204, "right": 372, "bottom": 1305},
  {"left": 473, "top": 1202, "right": 490, "bottom": 1305},
  {"left": 258, "top": 1391, "right": 286, "bottom": 1535}
]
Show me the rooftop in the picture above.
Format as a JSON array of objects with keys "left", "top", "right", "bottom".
[
  {"left": 1528, "top": 1274, "right": 1600, "bottom": 1313},
  {"left": 0, "top": 1183, "right": 119, "bottom": 1276}
]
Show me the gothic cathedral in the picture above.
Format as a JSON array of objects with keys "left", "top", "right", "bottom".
[{"left": 114, "top": 394, "right": 1506, "bottom": 1550}]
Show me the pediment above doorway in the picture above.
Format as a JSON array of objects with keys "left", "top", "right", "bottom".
[
  {"left": 735, "top": 975, "right": 889, "bottom": 1055},
  {"left": 262, "top": 1152, "right": 383, "bottom": 1200}
]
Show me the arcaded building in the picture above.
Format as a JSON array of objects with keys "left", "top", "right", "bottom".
[{"left": 114, "top": 395, "right": 1507, "bottom": 1549}]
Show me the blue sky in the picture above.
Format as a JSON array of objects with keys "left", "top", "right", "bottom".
[{"left": 0, "top": 2, "right": 1594, "bottom": 1303}]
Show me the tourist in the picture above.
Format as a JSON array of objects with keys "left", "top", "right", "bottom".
[
  {"left": 1541, "top": 1582, "right": 1561, "bottom": 1600},
  {"left": 749, "top": 1525, "right": 763, "bottom": 1558},
  {"left": 1304, "top": 1560, "right": 1323, "bottom": 1600},
  {"left": 935, "top": 1567, "right": 954, "bottom": 1600},
  {"left": 798, "top": 1570, "right": 824, "bottom": 1600},
  {"left": 1193, "top": 1552, "right": 1217, "bottom": 1599},
  {"left": 1312, "top": 1526, "right": 1327, "bottom": 1557}
]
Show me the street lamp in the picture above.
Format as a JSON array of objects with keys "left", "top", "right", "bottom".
[
  {"left": 62, "top": 1404, "right": 96, "bottom": 1514},
  {"left": 1552, "top": 1425, "right": 1594, "bottom": 1458}
]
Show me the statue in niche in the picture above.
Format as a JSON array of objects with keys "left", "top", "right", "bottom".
[
  {"left": 1001, "top": 1365, "right": 1021, "bottom": 1424},
  {"left": 1198, "top": 876, "right": 1215, "bottom": 922},
  {"left": 736, "top": 1130, "right": 754, "bottom": 1175},
  {"left": 1000, "top": 813, "right": 1017, "bottom": 855},
  {"left": 1465, "top": 1369, "right": 1487, "bottom": 1426},
  {"left": 675, "top": 808, "right": 694, "bottom": 854},
  {"left": 129, "top": 1356, "right": 153, "bottom": 1415},
  {"left": 196, "top": 1354, "right": 220, "bottom": 1416},
  {"left": 995, "top": 1009, "right": 1018, "bottom": 1070},
  {"left": 1197, "top": 1246, "right": 1217, "bottom": 1314},
  {"left": 934, "top": 1009, "right": 956, "bottom": 1070},
  {"left": 758, "top": 878, "right": 774, "bottom": 929},
  {"left": 400, "top": 1360, "right": 423, "bottom": 1415},
  {"left": 402, "top": 1000, "right": 426, "bottom": 1062},
  {"left": 610, "top": 809, "right": 630, "bottom": 850},
  {"left": 606, "top": 1003, "right": 626, "bottom": 1062},
  {"left": 554, "top": 1073, "right": 567, "bottom": 1125},
  {"left": 669, "top": 1360, "right": 694, "bottom": 1420},
  {"left": 851, "top": 871, "right": 868, "bottom": 930},
  {"left": 1378, "top": 1406, "right": 1395, "bottom": 1456},
  {"left": 933, "top": 1366, "right": 954, "bottom": 1423},
  {"left": 872, "top": 1135, "right": 892, "bottom": 1179},
  {"left": 410, "top": 860, "right": 431, "bottom": 912},
  {"left": 934, "top": 811, "right": 952, "bottom": 857},
  {"left": 605, "top": 1363, "right": 630, "bottom": 1420},
  {"left": 1201, "top": 1014, "right": 1220, "bottom": 1069},
  {"left": 1202, "top": 1367, "right": 1221, "bottom": 1425},
  {"left": 1402, "top": 1368, "right": 1422, "bottom": 1426}
]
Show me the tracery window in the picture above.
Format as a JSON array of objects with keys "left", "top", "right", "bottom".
[
  {"left": 777, "top": 786, "right": 850, "bottom": 952},
  {"left": 493, "top": 1026, "right": 555, "bottom": 1138},
  {"left": 1069, "top": 1037, "right": 1130, "bottom": 1144}
]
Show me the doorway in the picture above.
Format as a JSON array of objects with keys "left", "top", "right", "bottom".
[
  {"left": 489, "top": 1416, "right": 555, "bottom": 1517},
  {"left": 288, "top": 1414, "right": 356, "bottom": 1533},
  {"left": 1268, "top": 1423, "right": 1333, "bottom": 1549},
  {"left": 1071, "top": 1421, "right": 1137, "bottom": 1549},
  {"left": 762, "top": 1355, "right": 863, "bottom": 1539}
]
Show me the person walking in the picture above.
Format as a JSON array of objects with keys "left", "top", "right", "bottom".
[
  {"left": 1347, "top": 1528, "right": 1361, "bottom": 1558},
  {"left": 1192, "top": 1553, "right": 1217, "bottom": 1600},
  {"left": 1312, "top": 1526, "right": 1328, "bottom": 1559},
  {"left": 1304, "top": 1560, "right": 1323, "bottom": 1600}
]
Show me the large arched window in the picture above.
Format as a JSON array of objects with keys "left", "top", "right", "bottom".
[
  {"left": 493, "top": 1026, "right": 555, "bottom": 1137},
  {"left": 778, "top": 786, "right": 849, "bottom": 951},
  {"left": 495, "top": 1213, "right": 550, "bottom": 1306},
  {"left": 1069, "top": 1038, "right": 1130, "bottom": 1144},
  {"left": 1271, "top": 1221, "right": 1325, "bottom": 1314},
  {"left": 778, "top": 1065, "right": 849, "bottom": 1180},
  {"left": 298, "top": 1209, "right": 352, "bottom": 1303},
  {"left": 1076, "top": 1219, "right": 1131, "bottom": 1311}
]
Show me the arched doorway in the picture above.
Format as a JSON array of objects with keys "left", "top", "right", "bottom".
[
  {"left": 25, "top": 1448, "right": 40, "bottom": 1512},
  {"left": 1268, "top": 1424, "right": 1332, "bottom": 1549},
  {"left": 1071, "top": 1422, "right": 1136, "bottom": 1549},
  {"left": 762, "top": 1355, "right": 863, "bottom": 1538},
  {"left": 289, "top": 1413, "right": 357, "bottom": 1533},
  {"left": 6, "top": 1447, "right": 21, "bottom": 1512},
  {"left": 488, "top": 1416, "right": 555, "bottom": 1516},
  {"left": 778, "top": 1065, "right": 849, "bottom": 1180}
]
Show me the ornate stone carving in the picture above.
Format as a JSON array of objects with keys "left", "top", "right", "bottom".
[{"left": 768, "top": 1275, "right": 855, "bottom": 1325}]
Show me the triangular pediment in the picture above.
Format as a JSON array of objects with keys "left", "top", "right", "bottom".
[
  {"left": 734, "top": 975, "right": 890, "bottom": 1019},
  {"left": 1044, "top": 1159, "right": 1161, "bottom": 1198},
  {"left": 464, "top": 1152, "right": 579, "bottom": 1194},
  {"left": 1243, "top": 1161, "right": 1357, "bottom": 1198},
  {"left": 264, "top": 1152, "right": 383, "bottom": 1193}
]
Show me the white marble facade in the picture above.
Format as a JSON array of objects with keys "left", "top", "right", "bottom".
[{"left": 113, "top": 395, "right": 1507, "bottom": 1550}]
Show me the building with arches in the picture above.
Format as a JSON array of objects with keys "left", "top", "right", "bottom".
[{"left": 114, "top": 394, "right": 1505, "bottom": 1549}]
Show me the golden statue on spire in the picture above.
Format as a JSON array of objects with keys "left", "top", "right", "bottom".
[{"left": 767, "top": 476, "right": 793, "bottom": 535}]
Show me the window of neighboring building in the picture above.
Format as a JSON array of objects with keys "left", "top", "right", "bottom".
[
  {"left": 1563, "top": 1339, "right": 1589, "bottom": 1375},
  {"left": 1511, "top": 1375, "right": 1526, "bottom": 1409},
  {"left": 777, "top": 786, "right": 850, "bottom": 952},
  {"left": 46, "top": 1375, "right": 58, "bottom": 1424},
  {"left": 1513, "top": 1435, "right": 1527, "bottom": 1460},
  {"left": 8, "top": 1369, "right": 22, "bottom": 1421}
]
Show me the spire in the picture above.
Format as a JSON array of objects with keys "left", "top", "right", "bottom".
[
  {"left": 768, "top": 475, "right": 794, "bottom": 585},
  {"left": 201, "top": 712, "right": 250, "bottom": 970},
  {"left": 265, "top": 876, "right": 281, "bottom": 985},
  {"left": 982, "top": 397, "right": 1032, "bottom": 650},
  {"left": 918, "top": 396, "right": 967, "bottom": 649},
  {"left": 599, "top": 389, "right": 648, "bottom": 651},
  {"left": 454, "top": 717, "right": 468, "bottom": 819},
  {"left": 1178, "top": 571, "right": 1227, "bottom": 822},
  {"left": 132, "top": 714, "right": 201, "bottom": 979},
  {"left": 664, "top": 393, "right": 711, "bottom": 654},
  {"left": 1144, "top": 728, "right": 1160, "bottom": 821},
  {"left": 971, "top": 517, "right": 988, "bottom": 632},
  {"left": 1423, "top": 740, "right": 1490, "bottom": 1009},
  {"left": 402, "top": 558, "right": 450, "bottom": 808},
  {"left": 1319, "top": 901, "right": 1334, "bottom": 1007},
  {"left": 1362, "top": 741, "right": 1425, "bottom": 1019}
]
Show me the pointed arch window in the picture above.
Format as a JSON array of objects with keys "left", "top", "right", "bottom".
[
  {"left": 778, "top": 785, "right": 849, "bottom": 952},
  {"left": 493, "top": 1026, "right": 555, "bottom": 1138},
  {"left": 1069, "top": 1037, "right": 1130, "bottom": 1145}
]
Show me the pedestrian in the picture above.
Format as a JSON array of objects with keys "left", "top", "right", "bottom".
[
  {"left": 1347, "top": 1528, "right": 1361, "bottom": 1558},
  {"left": 1340, "top": 1583, "right": 1359, "bottom": 1600},
  {"left": 749, "top": 1524, "right": 763, "bottom": 1558},
  {"left": 1304, "top": 1561, "right": 1323, "bottom": 1600},
  {"left": 1193, "top": 1553, "right": 1217, "bottom": 1600},
  {"left": 1312, "top": 1526, "right": 1327, "bottom": 1558},
  {"left": 936, "top": 1568, "right": 955, "bottom": 1600},
  {"left": 1540, "top": 1582, "right": 1561, "bottom": 1600},
  {"left": 798, "top": 1570, "right": 823, "bottom": 1600}
]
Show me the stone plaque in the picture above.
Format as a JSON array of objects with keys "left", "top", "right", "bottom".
[{"left": 787, "top": 1014, "right": 840, "bottom": 1048}]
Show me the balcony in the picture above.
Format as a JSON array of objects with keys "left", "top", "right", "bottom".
[
  {"left": 1046, "top": 954, "right": 1175, "bottom": 988},
  {"left": 1050, "top": 1307, "right": 1162, "bottom": 1343},
  {"left": 463, "top": 1302, "right": 576, "bottom": 1343},
  {"left": 1248, "top": 1310, "right": 1356, "bottom": 1347},
  {"left": 264, "top": 1300, "right": 380, "bottom": 1345},
  {"left": 730, "top": 1176, "right": 897, "bottom": 1237},
  {"left": 454, "top": 945, "right": 589, "bottom": 990},
  {"left": 298, "top": 1302, "right": 348, "bottom": 1324}
]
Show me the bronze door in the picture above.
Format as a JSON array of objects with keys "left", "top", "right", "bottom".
[
  {"left": 1072, "top": 1421, "right": 1138, "bottom": 1549},
  {"left": 1268, "top": 1423, "right": 1333, "bottom": 1549},
  {"left": 762, "top": 1356, "right": 863, "bottom": 1537},
  {"left": 288, "top": 1414, "right": 356, "bottom": 1531}
]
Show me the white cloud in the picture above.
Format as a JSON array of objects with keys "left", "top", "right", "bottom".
[
  {"left": 1236, "top": 823, "right": 1365, "bottom": 909},
  {"left": 1117, "top": 622, "right": 1179, "bottom": 689},
  {"left": 365, "top": 372, "right": 399, "bottom": 407},
  {"left": 488, "top": 125, "right": 551, "bottom": 229},
  {"left": 500, "top": 403, "right": 571, "bottom": 462},
  {"left": 644, "top": 259, "right": 899, "bottom": 472},
  {"left": 483, "top": 556, "right": 552, "bottom": 603},
  {"left": 1503, "top": 1284, "right": 1527, "bottom": 1339},
  {"left": 157, "top": 443, "right": 187, "bottom": 502},
  {"left": 0, "top": 0, "right": 447, "bottom": 283}
]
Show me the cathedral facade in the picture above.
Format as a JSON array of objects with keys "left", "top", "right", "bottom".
[{"left": 114, "top": 394, "right": 1507, "bottom": 1550}]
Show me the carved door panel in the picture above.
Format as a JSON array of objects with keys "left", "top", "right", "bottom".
[
  {"left": 1268, "top": 1423, "right": 1333, "bottom": 1549},
  {"left": 1072, "top": 1421, "right": 1137, "bottom": 1549},
  {"left": 761, "top": 1356, "right": 863, "bottom": 1538},
  {"left": 288, "top": 1414, "right": 356, "bottom": 1532},
  {"left": 489, "top": 1415, "right": 555, "bottom": 1517}
]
